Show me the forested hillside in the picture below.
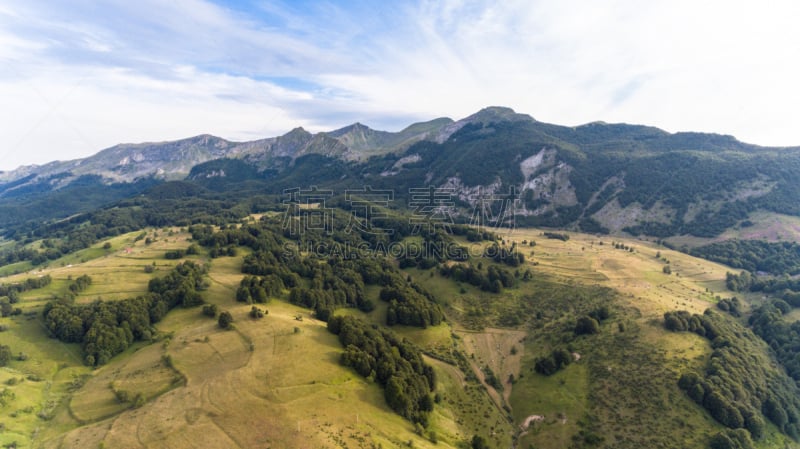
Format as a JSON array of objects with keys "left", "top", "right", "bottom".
[
  {"left": 1, "top": 107, "right": 800, "bottom": 448},
  {"left": 2, "top": 107, "right": 800, "bottom": 242}
]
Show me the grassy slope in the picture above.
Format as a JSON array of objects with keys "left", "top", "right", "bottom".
[
  {"left": 662, "top": 211, "right": 800, "bottom": 250},
  {"left": 412, "top": 230, "right": 791, "bottom": 449},
  {"left": 24, "top": 239, "right": 470, "bottom": 449},
  {"left": 0, "top": 226, "right": 794, "bottom": 448}
]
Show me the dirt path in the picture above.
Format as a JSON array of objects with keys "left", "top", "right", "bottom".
[
  {"left": 520, "top": 414, "right": 544, "bottom": 430},
  {"left": 456, "top": 327, "right": 525, "bottom": 404}
]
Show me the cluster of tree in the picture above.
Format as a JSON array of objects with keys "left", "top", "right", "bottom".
[
  {"left": 724, "top": 271, "right": 753, "bottom": 293},
  {"left": 0, "top": 274, "right": 52, "bottom": 304},
  {"left": 678, "top": 371, "right": 766, "bottom": 437},
  {"left": 191, "top": 223, "right": 282, "bottom": 257},
  {"left": 693, "top": 240, "right": 800, "bottom": 276},
  {"left": 543, "top": 232, "right": 569, "bottom": 241},
  {"left": 199, "top": 217, "right": 444, "bottom": 328},
  {"left": 285, "top": 258, "right": 372, "bottom": 316},
  {"left": 438, "top": 263, "right": 515, "bottom": 293},
  {"left": 463, "top": 228, "right": 496, "bottom": 242},
  {"left": 612, "top": 242, "right": 635, "bottom": 252},
  {"left": 202, "top": 304, "right": 218, "bottom": 317},
  {"left": 0, "top": 246, "right": 40, "bottom": 266},
  {"left": 716, "top": 297, "right": 742, "bottom": 317},
  {"left": 380, "top": 286, "right": 444, "bottom": 328},
  {"left": 241, "top": 251, "right": 301, "bottom": 287},
  {"left": 289, "top": 286, "right": 371, "bottom": 320},
  {"left": 236, "top": 275, "right": 284, "bottom": 304},
  {"left": 0, "top": 299, "right": 21, "bottom": 318},
  {"left": 663, "top": 310, "right": 707, "bottom": 334},
  {"left": 147, "top": 261, "right": 208, "bottom": 308},
  {"left": 470, "top": 435, "right": 490, "bottom": 449},
  {"left": 622, "top": 221, "right": 680, "bottom": 239},
  {"left": 68, "top": 274, "right": 92, "bottom": 295},
  {"left": 164, "top": 244, "right": 199, "bottom": 260},
  {"left": 574, "top": 307, "right": 609, "bottom": 335},
  {"left": 327, "top": 315, "right": 435, "bottom": 425},
  {"left": 725, "top": 270, "right": 800, "bottom": 303},
  {"left": 481, "top": 365, "right": 503, "bottom": 391},
  {"left": 43, "top": 261, "right": 208, "bottom": 366},
  {"left": 534, "top": 347, "right": 572, "bottom": 375},
  {"left": 605, "top": 148, "right": 760, "bottom": 238},
  {"left": 749, "top": 301, "right": 800, "bottom": 385},
  {"left": 396, "top": 229, "right": 470, "bottom": 270},
  {"left": 0, "top": 345, "right": 11, "bottom": 366},
  {"left": 164, "top": 250, "right": 185, "bottom": 259},
  {"left": 249, "top": 306, "right": 267, "bottom": 319},
  {"left": 708, "top": 429, "right": 755, "bottom": 449},
  {"left": 665, "top": 309, "right": 800, "bottom": 441},
  {"left": 623, "top": 204, "right": 753, "bottom": 239},
  {"left": 485, "top": 242, "right": 525, "bottom": 267},
  {"left": 0, "top": 189, "right": 251, "bottom": 269}
]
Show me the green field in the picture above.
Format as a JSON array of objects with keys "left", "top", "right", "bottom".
[{"left": 0, "top": 225, "right": 791, "bottom": 448}]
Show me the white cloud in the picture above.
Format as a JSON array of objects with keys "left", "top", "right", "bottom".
[
  {"left": 1, "top": 0, "right": 800, "bottom": 170},
  {"left": 318, "top": 0, "right": 800, "bottom": 146},
  {"left": 0, "top": 64, "right": 321, "bottom": 169}
]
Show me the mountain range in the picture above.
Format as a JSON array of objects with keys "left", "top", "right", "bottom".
[
  {"left": 4, "top": 108, "right": 800, "bottom": 449},
  {"left": 3, "top": 106, "right": 800, "bottom": 243}
]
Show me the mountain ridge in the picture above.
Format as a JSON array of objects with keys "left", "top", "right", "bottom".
[
  {"left": 3, "top": 106, "right": 800, "bottom": 242},
  {"left": 1, "top": 106, "right": 785, "bottom": 184}
]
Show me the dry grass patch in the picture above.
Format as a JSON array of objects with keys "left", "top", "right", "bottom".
[{"left": 458, "top": 327, "right": 524, "bottom": 404}]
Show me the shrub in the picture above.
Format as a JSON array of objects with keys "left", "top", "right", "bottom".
[
  {"left": 218, "top": 311, "right": 233, "bottom": 329},
  {"left": 202, "top": 304, "right": 218, "bottom": 318},
  {"left": 575, "top": 316, "right": 600, "bottom": 335}
]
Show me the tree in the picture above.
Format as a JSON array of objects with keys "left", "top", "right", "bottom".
[
  {"left": 249, "top": 306, "right": 265, "bottom": 319},
  {"left": 741, "top": 407, "right": 765, "bottom": 440},
  {"left": 0, "top": 301, "right": 12, "bottom": 317},
  {"left": 218, "top": 311, "right": 233, "bottom": 329},
  {"left": 0, "top": 345, "right": 11, "bottom": 366},
  {"left": 471, "top": 435, "right": 489, "bottom": 449},
  {"left": 709, "top": 429, "right": 755, "bottom": 449},
  {"left": 202, "top": 304, "right": 218, "bottom": 317},
  {"left": 575, "top": 316, "right": 600, "bottom": 335},
  {"left": 552, "top": 348, "right": 573, "bottom": 368},
  {"left": 535, "top": 356, "right": 557, "bottom": 375}
]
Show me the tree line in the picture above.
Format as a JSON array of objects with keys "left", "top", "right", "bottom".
[
  {"left": 438, "top": 262, "right": 516, "bottom": 293},
  {"left": 664, "top": 309, "right": 800, "bottom": 443},
  {"left": 43, "top": 261, "right": 208, "bottom": 366},
  {"left": 749, "top": 301, "right": 800, "bottom": 390},
  {"left": 327, "top": 315, "right": 436, "bottom": 426},
  {"left": 693, "top": 239, "right": 800, "bottom": 277},
  {"left": 0, "top": 274, "right": 52, "bottom": 303}
]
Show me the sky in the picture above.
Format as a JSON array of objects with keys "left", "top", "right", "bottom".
[{"left": 1, "top": 0, "right": 800, "bottom": 170}]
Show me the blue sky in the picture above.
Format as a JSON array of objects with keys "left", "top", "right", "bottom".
[{"left": 1, "top": 0, "right": 800, "bottom": 170}]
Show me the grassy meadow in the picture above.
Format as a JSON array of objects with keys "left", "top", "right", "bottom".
[{"left": 0, "top": 224, "right": 781, "bottom": 448}]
